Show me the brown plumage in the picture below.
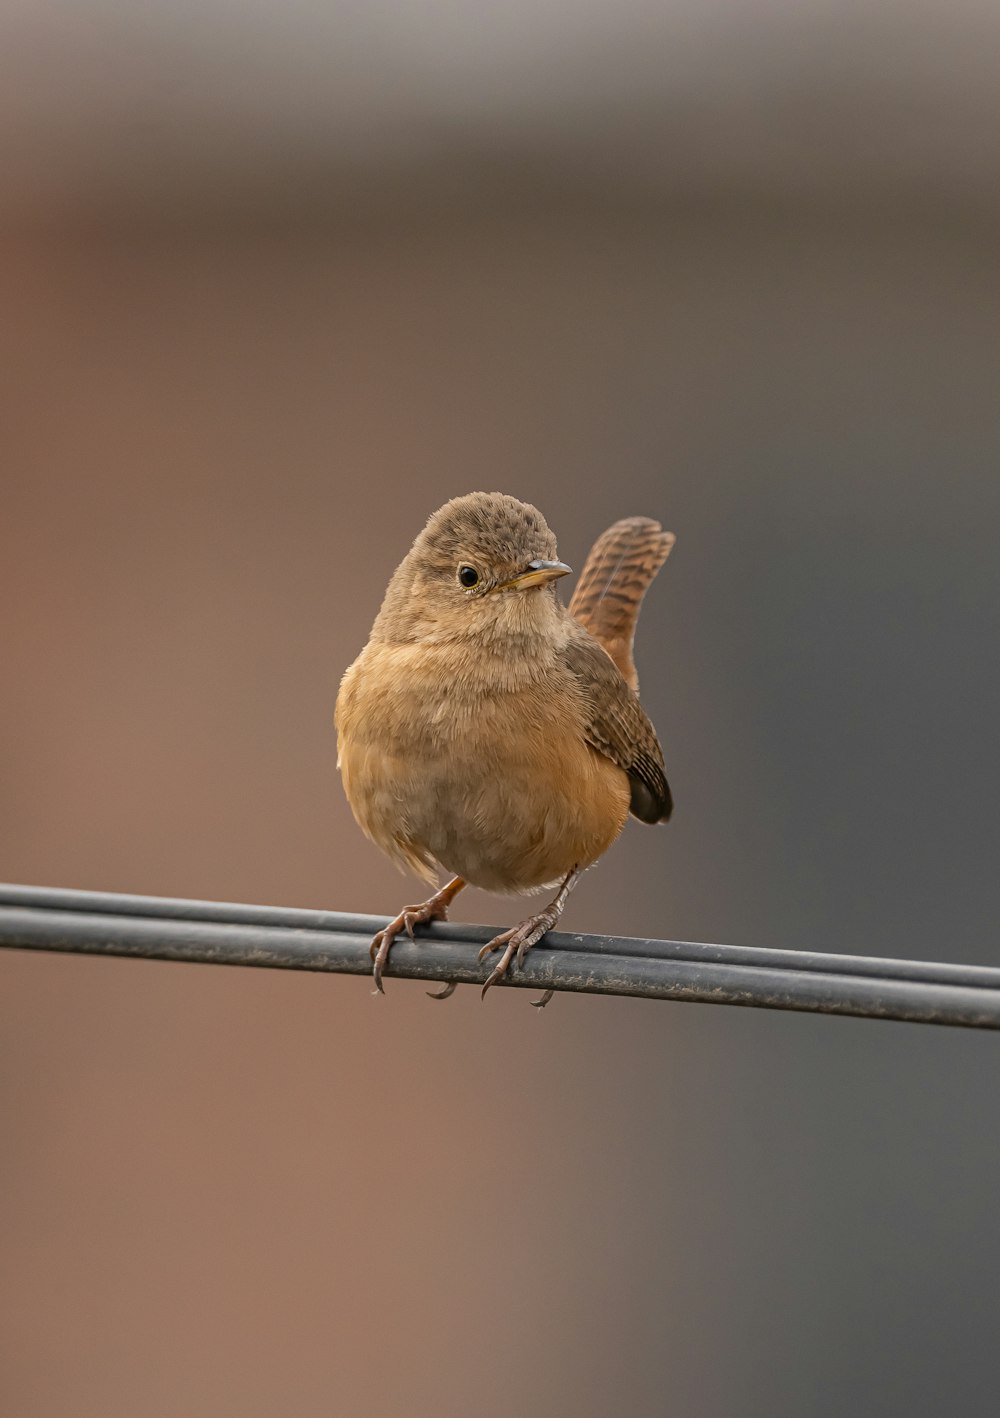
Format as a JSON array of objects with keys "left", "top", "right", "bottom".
[
  {"left": 569, "top": 516, "right": 676, "bottom": 694},
  {"left": 335, "top": 492, "right": 675, "bottom": 1002}
]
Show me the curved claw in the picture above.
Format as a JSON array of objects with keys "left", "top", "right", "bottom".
[
  {"left": 530, "top": 990, "right": 555, "bottom": 1009},
  {"left": 478, "top": 933, "right": 510, "bottom": 963},
  {"left": 371, "top": 928, "right": 396, "bottom": 994},
  {"left": 427, "top": 981, "right": 458, "bottom": 1000},
  {"left": 481, "top": 941, "right": 520, "bottom": 999}
]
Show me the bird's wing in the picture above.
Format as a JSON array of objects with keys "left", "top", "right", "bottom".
[
  {"left": 568, "top": 516, "right": 675, "bottom": 692},
  {"left": 561, "top": 626, "right": 672, "bottom": 824}
]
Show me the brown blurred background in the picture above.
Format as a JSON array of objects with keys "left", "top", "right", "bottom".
[{"left": 3, "top": 3, "right": 1000, "bottom": 1415}]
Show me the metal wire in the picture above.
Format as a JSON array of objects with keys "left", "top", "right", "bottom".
[{"left": 1, "top": 883, "right": 999, "bottom": 1028}]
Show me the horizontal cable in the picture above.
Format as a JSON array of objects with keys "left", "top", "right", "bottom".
[{"left": 1, "top": 884, "right": 999, "bottom": 1029}]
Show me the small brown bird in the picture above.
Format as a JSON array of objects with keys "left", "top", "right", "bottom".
[{"left": 335, "top": 492, "right": 674, "bottom": 1002}]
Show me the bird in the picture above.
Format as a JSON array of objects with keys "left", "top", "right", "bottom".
[{"left": 335, "top": 492, "right": 674, "bottom": 1004}]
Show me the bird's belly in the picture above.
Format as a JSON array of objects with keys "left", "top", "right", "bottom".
[
  {"left": 406, "top": 738, "right": 629, "bottom": 892},
  {"left": 339, "top": 681, "right": 630, "bottom": 892}
]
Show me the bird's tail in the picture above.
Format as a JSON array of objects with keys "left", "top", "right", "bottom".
[{"left": 568, "top": 517, "right": 675, "bottom": 692}]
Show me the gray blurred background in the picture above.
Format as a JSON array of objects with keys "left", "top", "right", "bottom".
[{"left": 2, "top": 3, "right": 1000, "bottom": 1415}]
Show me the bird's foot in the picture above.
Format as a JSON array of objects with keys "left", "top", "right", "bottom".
[
  {"left": 478, "top": 911, "right": 559, "bottom": 999},
  {"left": 370, "top": 877, "right": 465, "bottom": 994},
  {"left": 478, "top": 867, "right": 581, "bottom": 1002}
]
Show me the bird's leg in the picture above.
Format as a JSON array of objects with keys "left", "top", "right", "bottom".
[
  {"left": 370, "top": 876, "right": 465, "bottom": 995},
  {"left": 479, "top": 868, "right": 581, "bottom": 1001}
]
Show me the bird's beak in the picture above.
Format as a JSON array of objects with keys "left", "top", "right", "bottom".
[{"left": 502, "top": 559, "right": 572, "bottom": 591}]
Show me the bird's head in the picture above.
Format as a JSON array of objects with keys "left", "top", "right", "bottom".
[{"left": 374, "top": 492, "right": 571, "bottom": 646}]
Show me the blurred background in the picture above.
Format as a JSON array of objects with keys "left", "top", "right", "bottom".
[{"left": 2, "top": 2, "right": 1000, "bottom": 1415}]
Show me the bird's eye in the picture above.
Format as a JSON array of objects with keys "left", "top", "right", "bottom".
[{"left": 458, "top": 565, "right": 480, "bottom": 588}]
